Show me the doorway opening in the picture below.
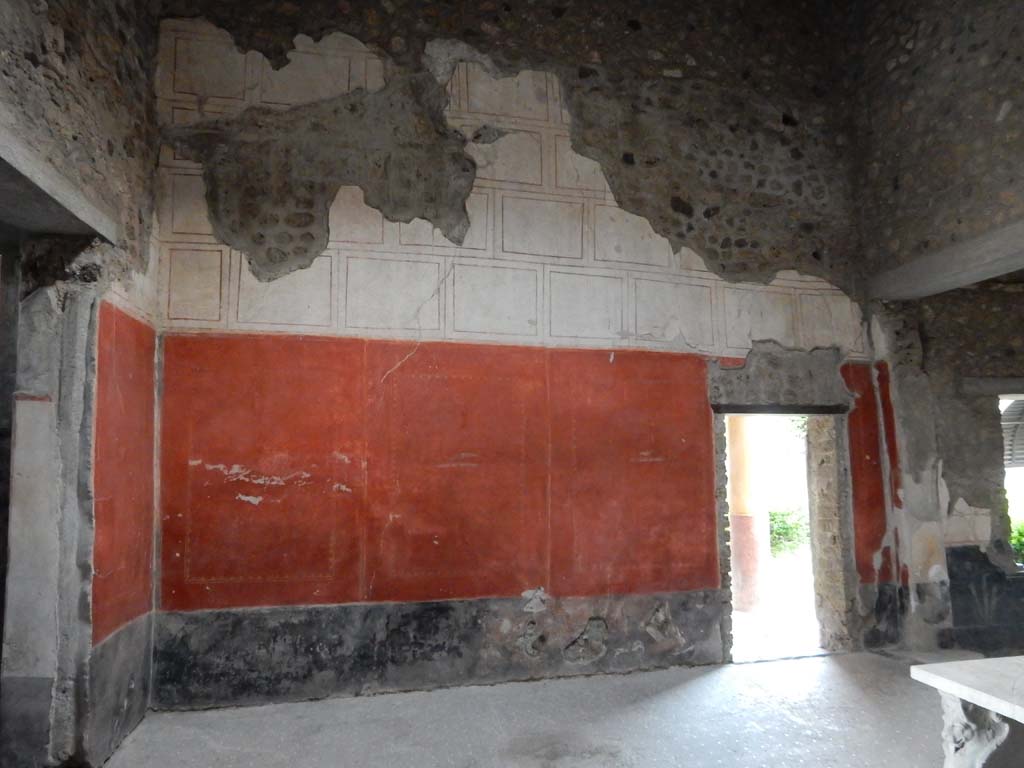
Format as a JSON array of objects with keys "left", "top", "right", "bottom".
[
  {"left": 726, "top": 413, "right": 841, "bottom": 663},
  {"left": 1000, "top": 397, "right": 1024, "bottom": 568},
  {"left": 0, "top": 249, "right": 19, "bottom": 637}
]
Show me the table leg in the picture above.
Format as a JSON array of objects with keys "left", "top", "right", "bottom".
[{"left": 940, "top": 692, "right": 1010, "bottom": 768}]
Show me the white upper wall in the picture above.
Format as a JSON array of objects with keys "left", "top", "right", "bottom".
[{"left": 152, "top": 19, "right": 866, "bottom": 359}]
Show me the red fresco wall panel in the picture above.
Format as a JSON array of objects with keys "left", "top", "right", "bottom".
[
  {"left": 161, "top": 335, "right": 722, "bottom": 611},
  {"left": 93, "top": 302, "right": 156, "bottom": 645},
  {"left": 160, "top": 335, "right": 366, "bottom": 610},
  {"left": 549, "top": 350, "right": 719, "bottom": 596},
  {"left": 842, "top": 362, "right": 888, "bottom": 585},
  {"left": 363, "top": 342, "right": 549, "bottom": 602}
]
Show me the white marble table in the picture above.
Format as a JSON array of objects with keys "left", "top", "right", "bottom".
[{"left": 912, "top": 657, "right": 1024, "bottom": 768}]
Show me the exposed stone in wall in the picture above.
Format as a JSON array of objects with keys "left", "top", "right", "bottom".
[
  {"left": 160, "top": 0, "right": 857, "bottom": 288},
  {"left": 0, "top": 0, "right": 159, "bottom": 276},
  {"left": 707, "top": 341, "right": 852, "bottom": 409},
  {"left": 901, "top": 284, "right": 1024, "bottom": 546},
  {"left": 712, "top": 414, "right": 733, "bottom": 660},
  {"left": 852, "top": 0, "right": 1024, "bottom": 274},
  {"left": 564, "top": 70, "right": 850, "bottom": 284},
  {"left": 807, "top": 415, "right": 858, "bottom": 650},
  {"left": 169, "top": 71, "right": 475, "bottom": 280},
  {"left": 18, "top": 235, "right": 104, "bottom": 296},
  {"left": 872, "top": 284, "right": 1024, "bottom": 651}
]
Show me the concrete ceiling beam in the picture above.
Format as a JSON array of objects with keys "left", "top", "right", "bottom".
[
  {"left": 869, "top": 219, "right": 1024, "bottom": 300},
  {"left": 0, "top": 104, "right": 119, "bottom": 244}
]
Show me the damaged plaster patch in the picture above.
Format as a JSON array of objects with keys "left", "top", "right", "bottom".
[
  {"left": 516, "top": 621, "right": 546, "bottom": 658},
  {"left": 19, "top": 237, "right": 109, "bottom": 297},
  {"left": 643, "top": 604, "right": 683, "bottom": 644},
  {"left": 563, "top": 74, "right": 852, "bottom": 286},
  {"left": 707, "top": 340, "right": 852, "bottom": 408},
  {"left": 199, "top": 462, "right": 311, "bottom": 487},
  {"left": 158, "top": 4, "right": 860, "bottom": 290},
  {"left": 469, "top": 124, "right": 508, "bottom": 145},
  {"left": 563, "top": 617, "right": 609, "bottom": 664},
  {"left": 168, "top": 71, "right": 475, "bottom": 281},
  {"left": 521, "top": 588, "right": 549, "bottom": 614},
  {"left": 422, "top": 38, "right": 500, "bottom": 85}
]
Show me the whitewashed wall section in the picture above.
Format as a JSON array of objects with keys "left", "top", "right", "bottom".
[
  {"left": 154, "top": 19, "right": 866, "bottom": 358},
  {"left": 99, "top": 234, "right": 162, "bottom": 324}
]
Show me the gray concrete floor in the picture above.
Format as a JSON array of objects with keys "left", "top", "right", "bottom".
[{"left": 109, "top": 653, "right": 944, "bottom": 767}]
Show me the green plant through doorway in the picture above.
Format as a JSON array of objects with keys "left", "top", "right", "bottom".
[
  {"left": 1011, "top": 520, "right": 1024, "bottom": 563},
  {"left": 769, "top": 508, "right": 809, "bottom": 556}
]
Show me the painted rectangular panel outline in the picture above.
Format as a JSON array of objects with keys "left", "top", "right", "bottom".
[
  {"left": 552, "top": 357, "right": 717, "bottom": 590},
  {"left": 566, "top": 377, "right": 674, "bottom": 470},
  {"left": 397, "top": 218, "right": 435, "bottom": 248},
  {"left": 593, "top": 203, "right": 673, "bottom": 268},
  {"left": 166, "top": 247, "right": 225, "bottom": 321},
  {"left": 797, "top": 291, "right": 864, "bottom": 353},
  {"left": 357, "top": 55, "right": 386, "bottom": 92},
  {"left": 328, "top": 189, "right": 386, "bottom": 245},
  {"left": 473, "top": 130, "right": 545, "bottom": 187},
  {"left": 501, "top": 195, "right": 585, "bottom": 260},
  {"left": 166, "top": 104, "right": 230, "bottom": 166},
  {"left": 171, "top": 36, "right": 247, "bottom": 102},
  {"left": 548, "top": 74, "right": 572, "bottom": 125},
  {"left": 159, "top": 336, "right": 723, "bottom": 608},
  {"left": 235, "top": 256, "right": 334, "bottom": 328},
  {"left": 464, "top": 65, "right": 553, "bottom": 124},
  {"left": 169, "top": 171, "right": 215, "bottom": 237},
  {"left": 444, "top": 65, "right": 464, "bottom": 111},
  {"left": 548, "top": 270, "right": 626, "bottom": 340},
  {"left": 398, "top": 191, "right": 491, "bottom": 252},
  {"left": 159, "top": 334, "right": 368, "bottom": 607},
  {"left": 381, "top": 372, "right": 530, "bottom": 580},
  {"left": 554, "top": 134, "right": 608, "bottom": 193},
  {"left": 633, "top": 277, "right": 716, "bottom": 349},
  {"left": 452, "top": 263, "right": 540, "bottom": 336},
  {"left": 257, "top": 52, "right": 353, "bottom": 106},
  {"left": 344, "top": 256, "right": 443, "bottom": 331},
  {"left": 722, "top": 284, "right": 799, "bottom": 350},
  {"left": 445, "top": 190, "right": 492, "bottom": 251}
]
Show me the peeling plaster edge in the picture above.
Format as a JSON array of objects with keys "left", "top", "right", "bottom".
[{"left": 160, "top": 20, "right": 859, "bottom": 298}]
